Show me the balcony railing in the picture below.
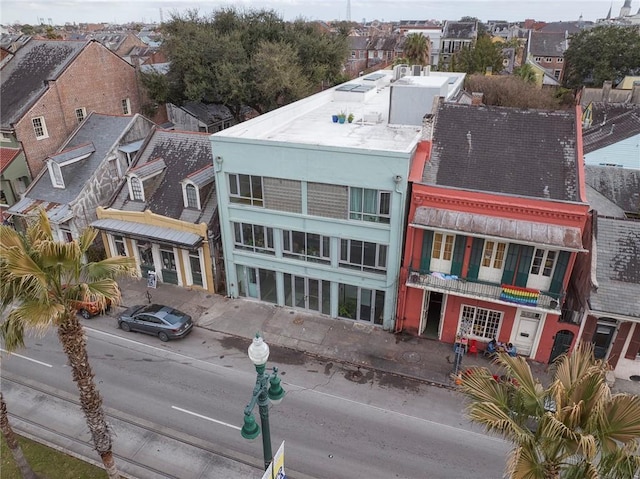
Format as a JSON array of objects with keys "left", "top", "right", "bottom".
[{"left": 407, "top": 269, "right": 562, "bottom": 312}]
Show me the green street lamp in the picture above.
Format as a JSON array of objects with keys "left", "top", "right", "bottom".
[{"left": 240, "top": 333, "right": 285, "bottom": 471}]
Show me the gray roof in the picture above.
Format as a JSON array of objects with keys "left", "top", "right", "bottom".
[
  {"left": 91, "top": 218, "right": 203, "bottom": 248},
  {"left": 186, "top": 165, "right": 215, "bottom": 188},
  {"left": 1, "top": 39, "right": 87, "bottom": 128},
  {"left": 538, "top": 22, "right": 586, "bottom": 34},
  {"left": 48, "top": 143, "right": 95, "bottom": 164},
  {"left": 19, "top": 113, "right": 138, "bottom": 206},
  {"left": 580, "top": 87, "right": 635, "bottom": 106},
  {"left": 585, "top": 165, "right": 640, "bottom": 215},
  {"left": 348, "top": 36, "right": 369, "bottom": 50},
  {"left": 413, "top": 207, "right": 585, "bottom": 251},
  {"left": 181, "top": 102, "right": 233, "bottom": 126},
  {"left": 442, "top": 21, "right": 477, "bottom": 39},
  {"left": 528, "top": 32, "right": 567, "bottom": 57},
  {"left": 589, "top": 216, "right": 640, "bottom": 318},
  {"left": 585, "top": 185, "right": 627, "bottom": 218},
  {"left": 424, "top": 103, "right": 581, "bottom": 202},
  {"left": 583, "top": 104, "right": 640, "bottom": 154},
  {"left": 130, "top": 158, "right": 166, "bottom": 179},
  {"left": 109, "top": 129, "right": 217, "bottom": 225}
]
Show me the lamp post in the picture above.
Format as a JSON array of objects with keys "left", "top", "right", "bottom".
[{"left": 240, "top": 333, "right": 285, "bottom": 471}]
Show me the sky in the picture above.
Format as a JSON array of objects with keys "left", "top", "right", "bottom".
[{"left": 0, "top": 0, "right": 622, "bottom": 26}]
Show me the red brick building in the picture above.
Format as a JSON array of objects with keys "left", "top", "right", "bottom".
[
  {"left": 0, "top": 39, "right": 141, "bottom": 178},
  {"left": 396, "top": 102, "right": 590, "bottom": 364}
]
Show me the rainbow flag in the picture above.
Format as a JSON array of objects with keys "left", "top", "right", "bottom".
[{"left": 500, "top": 285, "right": 539, "bottom": 306}]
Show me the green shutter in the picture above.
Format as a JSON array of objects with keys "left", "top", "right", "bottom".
[
  {"left": 450, "top": 235, "right": 467, "bottom": 276},
  {"left": 501, "top": 243, "right": 520, "bottom": 285},
  {"left": 467, "top": 237, "right": 484, "bottom": 280},
  {"left": 515, "top": 245, "right": 534, "bottom": 287},
  {"left": 549, "top": 251, "right": 570, "bottom": 295},
  {"left": 420, "top": 230, "right": 434, "bottom": 273}
]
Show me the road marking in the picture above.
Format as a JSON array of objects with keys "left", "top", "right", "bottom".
[
  {"left": 0, "top": 349, "right": 53, "bottom": 368},
  {"left": 171, "top": 406, "right": 241, "bottom": 431}
]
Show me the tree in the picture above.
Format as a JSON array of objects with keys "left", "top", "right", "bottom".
[
  {"left": 464, "top": 74, "right": 571, "bottom": 109},
  {"left": 403, "top": 33, "right": 430, "bottom": 66},
  {"left": 151, "top": 8, "right": 348, "bottom": 121},
  {"left": 514, "top": 63, "right": 537, "bottom": 84},
  {"left": 0, "top": 210, "right": 138, "bottom": 479},
  {"left": 457, "top": 34, "right": 505, "bottom": 75},
  {"left": 459, "top": 343, "right": 640, "bottom": 479},
  {"left": 563, "top": 26, "right": 640, "bottom": 89},
  {"left": 0, "top": 393, "right": 38, "bottom": 479}
]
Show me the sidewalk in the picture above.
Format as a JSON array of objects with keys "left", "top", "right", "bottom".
[{"left": 117, "top": 278, "right": 640, "bottom": 396}]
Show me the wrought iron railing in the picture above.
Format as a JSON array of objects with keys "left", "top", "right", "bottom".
[{"left": 407, "top": 269, "right": 562, "bottom": 312}]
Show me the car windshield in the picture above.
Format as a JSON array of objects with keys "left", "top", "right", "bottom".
[{"left": 163, "top": 311, "right": 186, "bottom": 325}]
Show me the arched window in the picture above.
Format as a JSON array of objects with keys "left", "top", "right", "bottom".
[
  {"left": 185, "top": 183, "right": 199, "bottom": 209},
  {"left": 130, "top": 177, "right": 143, "bottom": 200}
]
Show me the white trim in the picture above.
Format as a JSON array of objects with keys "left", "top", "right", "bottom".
[
  {"left": 182, "top": 181, "right": 201, "bottom": 209},
  {"left": 32, "top": 116, "right": 49, "bottom": 139},
  {"left": 127, "top": 175, "right": 145, "bottom": 201},
  {"left": 47, "top": 161, "right": 65, "bottom": 188},
  {"left": 122, "top": 98, "right": 131, "bottom": 115},
  {"left": 75, "top": 107, "right": 86, "bottom": 123}
]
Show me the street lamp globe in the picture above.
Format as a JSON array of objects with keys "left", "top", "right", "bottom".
[{"left": 248, "top": 333, "right": 270, "bottom": 366}]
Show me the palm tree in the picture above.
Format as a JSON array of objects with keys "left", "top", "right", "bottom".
[
  {"left": 0, "top": 210, "right": 138, "bottom": 479},
  {"left": 515, "top": 63, "right": 537, "bottom": 84},
  {"left": 403, "top": 33, "right": 430, "bottom": 66},
  {"left": 458, "top": 342, "right": 640, "bottom": 479},
  {"left": 0, "top": 392, "right": 39, "bottom": 479}
]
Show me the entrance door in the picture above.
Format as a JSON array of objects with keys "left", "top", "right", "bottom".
[
  {"left": 160, "top": 248, "right": 178, "bottom": 284},
  {"left": 189, "top": 252, "right": 203, "bottom": 287},
  {"left": 593, "top": 322, "right": 617, "bottom": 359},
  {"left": 137, "top": 241, "right": 154, "bottom": 279},
  {"left": 549, "top": 330, "right": 574, "bottom": 363},
  {"left": 419, "top": 291, "right": 443, "bottom": 338},
  {"left": 287, "top": 274, "right": 322, "bottom": 313},
  {"left": 512, "top": 311, "right": 541, "bottom": 356}
]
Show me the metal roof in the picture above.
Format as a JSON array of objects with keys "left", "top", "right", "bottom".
[
  {"left": 7, "top": 197, "right": 73, "bottom": 224},
  {"left": 412, "top": 207, "right": 585, "bottom": 251},
  {"left": 129, "top": 158, "right": 166, "bottom": 179},
  {"left": 48, "top": 142, "right": 95, "bottom": 164},
  {"left": 91, "top": 218, "right": 203, "bottom": 248},
  {"left": 186, "top": 165, "right": 215, "bottom": 188},
  {"left": 118, "top": 139, "right": 145, "bottom": 154}
]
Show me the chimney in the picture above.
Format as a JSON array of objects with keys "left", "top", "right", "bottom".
[
  {"left": 471, "top": 92, "right": 484, "bottom": 105},
  {"left": 602, "top": 80, "right": 612, "bottom": 102},
  {"left": 631, "top": 81, "right": 640, "bottom": 104}
]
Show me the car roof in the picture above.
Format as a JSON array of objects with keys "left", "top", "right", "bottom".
[{"left": 140, "top": 304, "right": 175, "bottom": 317}]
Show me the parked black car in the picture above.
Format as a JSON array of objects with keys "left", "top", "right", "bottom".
[{"left": 118, "top": 304, "right": 193, "bottom": 341}]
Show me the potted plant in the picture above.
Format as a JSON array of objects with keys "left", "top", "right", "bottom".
[
  {"left": 347, "top": 113, "right": 354, "bottom": 123},
  {"left": 338, "top": 111, "right": 346, "bottom": 124},
  {"left": 332, "top": 114, "right": 339, "bottom": 123}
]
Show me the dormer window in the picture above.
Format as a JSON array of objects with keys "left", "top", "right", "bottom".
[
  {"left": 128, "top": 176, "right": 144, "bottom": 201},
  {"left": 47, "top": 161, "right": 65, "bottom": 188},
  {"left": 183, "top": 182, "right": 200, "bottom": 209}
]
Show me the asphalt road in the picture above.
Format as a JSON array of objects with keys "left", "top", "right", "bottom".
[{"left": 1, "top": 318, "right": 509, "bottom": 479}]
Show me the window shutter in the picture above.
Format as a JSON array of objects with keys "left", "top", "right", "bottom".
[
  {"left": 420, "top": 230, "right": 434, "bottom": 273},
  {"left": 515, "top": 245, "right": 534, "bottom": 287},
  {"left": 549, "top": 251, "right": 570, "bottom": 295},
  {"left": 501, "top": 243, "right": 519, "bottom": 285},
  {"left": 608, "top": 322, "right": 631, "bottom": 368},
  {"left": 467, "top": 237, "right": 484, "bottom": 280},
  {"left": 450, "top": 235, "right": 467, "bottom": 276},
  {"left": 625, "top": 322, "right": 640, "bottom": 360},
  {"left": 581, "top": 315, "right": 597, "bottom": 343}
]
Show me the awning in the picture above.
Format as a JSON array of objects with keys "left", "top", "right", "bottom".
[
  {"left": 7, "top": 197, "right": 74, "bottom": 224},
  {"left": 91, "top": 218, "right": 203, "bottom": 248},
  {"left": 411, "top": 207, "right": 586, "bottom": 252},
  {"left": 118, "top": 139, "right": 145, "bottom": 154}
]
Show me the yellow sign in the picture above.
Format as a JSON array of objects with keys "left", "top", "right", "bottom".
[{"left": 262, "top": 441, "right": 285, "bottom": 479}]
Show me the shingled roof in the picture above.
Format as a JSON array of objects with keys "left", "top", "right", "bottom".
[
  {"left": 585, "top": 165, "right": 640, "bottom": 215},
  {"left": 583, "top": 104, "right": 640, "bottom": 154},
  {"left": 0, "top": 39, "right": 86, "bottom": 128},
  {"left": 442, "top": 21, "right": 477, "bottom": 39},
  {"left": 528, "top": 31, "right": 567, "bottom": 57},
  {"left": 423, "top": 103, "right": 581, "bottom": 202},
  {"left": 589, "top": 216, "right": 640, "bottom": 318},
  {"left": 110, "top": 129, "right": 216, "bottom": 225}
]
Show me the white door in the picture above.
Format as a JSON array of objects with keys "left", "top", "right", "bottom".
[
  {"left": 477, "top": 240, "right": 507, "bottom": 283},
  {"left": 430, "top": 232, "right": 455, "bottom": 274},
  {"left": 512, "top": 311, "right": 541, "bottom": 356}
]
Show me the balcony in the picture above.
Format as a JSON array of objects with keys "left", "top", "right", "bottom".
[{"left": 407, "top": 269, "right": 562, "bottom": 313}]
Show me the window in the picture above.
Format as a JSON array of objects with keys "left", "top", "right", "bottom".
[
  {"left": 233, "top": 222, "right": 274, "bottom": 255},
  {"left": 0, "top": 132, "right": 12, "bottom": 143},
  {"left": 75, "top": 107, "right": 86, "bottom": 123},
  {"left": 340, "top": 239, "right": 387, "bottom": 273},
  {"left": 283, "top": 230, "right": 330, "bottom": 264},
  {"left": 129, "top": 176, "right": 143, "bottom": 201},
  {"left": 553, "top": 70, "right": 561, "bottom": 79},
  {"left": 530, "top": 249, "right": 557, "bottom": 277},
  {"left": 229, "top": 174, "right": 263, "bottom": 206},
  {"left": 432, "top": 233, "right": 454, "bottom": 260},
  {"left": 48, "top": 162, "right": 64, "bottom": 188},
  {"left": 338, "top": 283, "right": 385, "bottom": 324},
  {"left": 121, "top": 98, "right": 131, "bottom": 115},
  {"left": 545, "top": 57, "right": 553, "bottom": 62},
  {"left": 459, "top": 305, "right": 503, "bottom": 340},
  {"left": 185, "top": 184, "right": 199, "bottom": 209},
  {"left": 113, "top": 235, "right": 127, "bottom": 256},
  {"left": 534, "top": 56, "right": 542, "bottom": 62},
  {"left": 481, "top": 241, "right": 506, "bottom": 269},
  {"left": 349, "top": 187, "right": 390, "bottom": 223},
  {"left": 557, "top": 58, "right": 563, "bottom": 63},
  {"left": 32, "top": 117, "right": 48, "bottom": 139}
]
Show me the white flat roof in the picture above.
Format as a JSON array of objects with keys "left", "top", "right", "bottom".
[{"left": 213, "top": 71, "right": 424, "bottom": 154}]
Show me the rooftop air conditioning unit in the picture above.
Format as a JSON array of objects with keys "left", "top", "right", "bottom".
[
  {"left": 412, "top": 64, "right": 422, "bottom": 76},
  {"left": 394, "top": 64, "right": 409, "bottom": 80}
]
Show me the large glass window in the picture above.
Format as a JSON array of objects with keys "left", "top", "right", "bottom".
[
  {"left": 283, "top": 230, "right": 330, "bottom": 264},
  {"left": 349, "top": 187, "right": 390, "bottom": 223},
  {"left": 339, "top": 239, "right": 387, "bottom": 273},
  {"left": 233, "top": 222, "right": 274, "bottom": 255},
  {"left": 32, "top": 117, "right": 48, "bottom": 139},
  {"left": 481, "top": 241, "right": 506, "bottom": 269},
  {"left": 432, "top": 233, "right": 454, "bottom": 260},
  {"left": 229, "top": 174, "right": 263, "bottom": 206},
  {"left": 130, "top": 177, "right": 143, "bottom": 200},
  {"left": 338, "top": 283, "right": 385, "bottom": 325},
  {"left": 113, "top": 235, "right": 127, "bottom": 256},
  {"left": 458, "top": 305, "right": 502, "bottom": 340},
  {"left": 185, "top": 184, "right": 199, "bottom": 209},
  {"left": 530, "top": 249, "right": 557, "bottom": 277}
]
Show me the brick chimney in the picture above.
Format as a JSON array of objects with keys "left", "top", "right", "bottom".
[{"left": 471, "top": 92, "right": 484, "bottom": 106}]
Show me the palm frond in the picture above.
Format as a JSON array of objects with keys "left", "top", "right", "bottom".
[
  {"left": 599, "top": 394, "right": 640, "bottom": 448},
  {"left": 81, "top": 255, "right": 138, "bottom": 282},
  {"left": 0, "top": 302, "right": 61, "bottom": 351},
  {"left": 26, "top": 209, "right": 54, "bottom": 244},
  {"left": 77, "top": 227, "right": 98, "bottom": 256},
  {"left": 37, "top": 240, "right": 82, "bottom": 271},
  {"left": 507, "top": 445, "right": 547, "bottom": 479},
  {"left": 0, "top": 225, "right": 24, "bottom": 251}
]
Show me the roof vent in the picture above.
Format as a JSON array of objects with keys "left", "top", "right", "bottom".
[{"left": 363, "top": 111, "right": 382, "bottom": 123}]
